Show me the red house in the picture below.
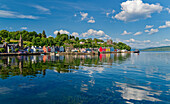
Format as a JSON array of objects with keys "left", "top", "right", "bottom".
[{"left": 99, "top": 47, "right": 102, "bottom": 52}]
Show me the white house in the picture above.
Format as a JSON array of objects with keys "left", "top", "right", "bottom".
[
  {"left": 59, "top": 46, "right": 64, "bottom": 52},
  {"left": 51, "top": 46, "right": 55, "bottom": 52},
  {"left": 80, "top": 42, "right": 85, "bottom": 44}
]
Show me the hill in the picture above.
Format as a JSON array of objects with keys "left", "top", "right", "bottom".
[{"left": 141, "top": 46, "right": 170, "bottom": 51}]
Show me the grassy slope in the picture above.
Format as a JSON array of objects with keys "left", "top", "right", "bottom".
[{"left": 141, "top": 46, "right": 170, "bottom": 51}]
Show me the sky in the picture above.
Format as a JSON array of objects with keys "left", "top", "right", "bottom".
[{"left": 0, "top": 0, "right": 170, "bottom": 49}]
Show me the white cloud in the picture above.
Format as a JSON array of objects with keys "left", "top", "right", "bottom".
[
  {"left": 74, "top": 14, "right": 77, "bottom": 17},
  {"left": 106, "top": 13, "right": 110, "bottom": 17},
  {"left": 112, "top": 9, "right": 115, "bottom": 14},
  {"left": 121, "top": 30, "right": 132, "bottom": 35},
  {"left": 124, "top": 38, "right": 151, "bottom": 49},
  {"left": 111, "top": 16, "right": 115, "bottom": 19},
  {"left": 32, "top": 5, "right": 50, "bottom": 14},
  {"left": 145, "top": 30, "right": 149, "bottom": 32},
  {"left": 80, "top": 12, "right": 88, "bottom": 20},
  {"left": 159, "top": 21, "right": 170, "bottom": 28},
  {"left": 106, "top": 9, "right": 115, "bottom": 18},
  {"left": 143, "top": 40, "right": 151, "bottom": 43},
  {"left": 165, "top": 8, "right": 170, "bottom": 13},
  {"left": 145, "top": 25, "right": 154, "bottom": 29},
  {"left": 87, "top": 16, "right": 95, "bottom": 23},
  {"left": 124, "top": 38, "right": 151, "bottom": 43},
  {"left": 81, "top": 29, "right": 111, "bottom": 40},
  {"left": 21, "top": 27, "right": 27, "bottom": 30},
  {"left": 88, "top": 19, "right": 95, "bottom": 23},
  {"left": 71, "top": 32, "right": 79, "bottom": 37},
  {"left": 164, "top": 39, "right": 170, "bottom": 42},
  {"left": 53, "top": 29, "right": 111, "bottom": 40},
  {"left": 115, "top": 0, "right": 163, "bottom": 22},
  {"left": 134, "top": 32, "right": 142, "bottom": 36},
  {"left": 0, "top": 10, "right": 38, "bottom": 19},
  {"left": 145, "top": 28, "right": 159, "bottom": 35},
  {"left": 124, "top": 38, "right": 136, "bottom": 43},
  {"left": 54, "top": 30, "right": 70, "bottom": 35}
]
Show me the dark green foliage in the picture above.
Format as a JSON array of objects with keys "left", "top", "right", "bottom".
[
  {"left": 0, "top": 48, "right": 5, "bottom": 53},
  {"left": 42, "top": 30, "right": 46, "bottom": 38},
  {"left": 15, "top": 48, "right": 19, "bottom": 52},
  {"left": 5, "top": 37, "right": 10, "bottom": 42}
]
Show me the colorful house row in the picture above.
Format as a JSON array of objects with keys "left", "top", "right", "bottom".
[
  {"left": 25, "top": 46, "right": 64, "bottom": 53},
  {"left": 99, "top": 47, "right": 114, "bottom": 52}
]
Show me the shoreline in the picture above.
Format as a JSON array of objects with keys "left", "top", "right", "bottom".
[{"left": 0, "top": 51, "right": 138, "bottom": 56}]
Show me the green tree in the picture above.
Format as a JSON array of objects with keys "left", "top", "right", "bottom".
[
  {"left": 0, "top": 30, "right": 8, "bottom": 38},
  {"left": 0, "top": 48, "right": 5, "bottom": 53},
  {"left": 57, "top": 32, "right": 60, "bottom": 36},
  {"left": 75, "top": 37, "right": 79, "bottom": 41},
  {"left": 5, "top": 37, "right": 10, "bottom": 43},
  {"left": 15, "top": 48, "right": 19, "bottom": 52},
  {"left": 42, "top": 30, "right": 46, "bottom": 38}
]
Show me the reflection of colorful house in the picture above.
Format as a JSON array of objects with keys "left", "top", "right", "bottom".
[
  {"left": 43, "top": 55, "right": 47, "bottom": 63},
  {"left": 106, "top": 54, "right": 110, "bottom": 59}
]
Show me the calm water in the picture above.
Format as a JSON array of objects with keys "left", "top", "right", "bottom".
[{"left": 0, "top": 52, "right": 169, "bottom": 104}]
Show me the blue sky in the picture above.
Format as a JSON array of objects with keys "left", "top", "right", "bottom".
[{"left": 0, "top": 0, "right": 170, "bottom": 48}]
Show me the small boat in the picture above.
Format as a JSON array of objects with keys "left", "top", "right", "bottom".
[{"left": 134, "top": 49, "right": 140, "bottom": 53}]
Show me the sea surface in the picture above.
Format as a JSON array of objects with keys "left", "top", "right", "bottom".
[{"left": 0, "top": 52, "right": 169, "bottom": 104}]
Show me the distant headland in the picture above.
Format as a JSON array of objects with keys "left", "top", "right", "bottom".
[{"left": 141, "top": 46, "right": 170, "bottom": 52}]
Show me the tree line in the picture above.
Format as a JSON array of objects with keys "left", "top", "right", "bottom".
[{"left": 0, "top": 30, "right": 131, "bottom": 51}]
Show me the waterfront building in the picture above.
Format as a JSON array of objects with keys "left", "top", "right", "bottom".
[
  {"left": 80, "top": 48, "right": 86, "bottom": 53},
  {"left": 121, "top": 49, "right": 127, "bottom": 52},
  {"left": 99, "top": 47, "right": 103, "bottom": 52},
  {"left": 59, "top": 46, "right": 64, "bottom": 52},
  {"left": 51, "top": 46, "right": 55, "bottom": 52},
  {"left": 80, "top": 42, "right": 85, "bottom": 44},
  {"left": 31, "top": 46, "right": 36, "bottom": 53},
  {"left": 110, "top": 47, "right": 114, "bottom": 52},
  {"left": 55, "top": 46, "right": 59, "bottom": 52},
  {"left": 43, "top": 46, "right": 47, "bottom": 53},
  {"left": 86, "top": 48, "right": 92, "bottom": 53},
  {"left": 107, "top": 39, "right": 113, "bottom": 45},
  {"left": 65, "top": 47, "right": 72, "bottom": 52},
  {"left": 47, "top": 46, "right": 51, "bottom": 52},
  {"left": 106, "top": 48, "right": 110, "bottom": 52}
]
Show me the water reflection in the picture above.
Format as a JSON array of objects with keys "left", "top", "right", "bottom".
[
  {"left": 0, "top": 52, "right": 169, "bottom": 104},
  {"left": 0, "top": 53, "right": 131, "bottom": 79},
  {"left": 115, "top": 82, "right": 162, "bottom": 102}
]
